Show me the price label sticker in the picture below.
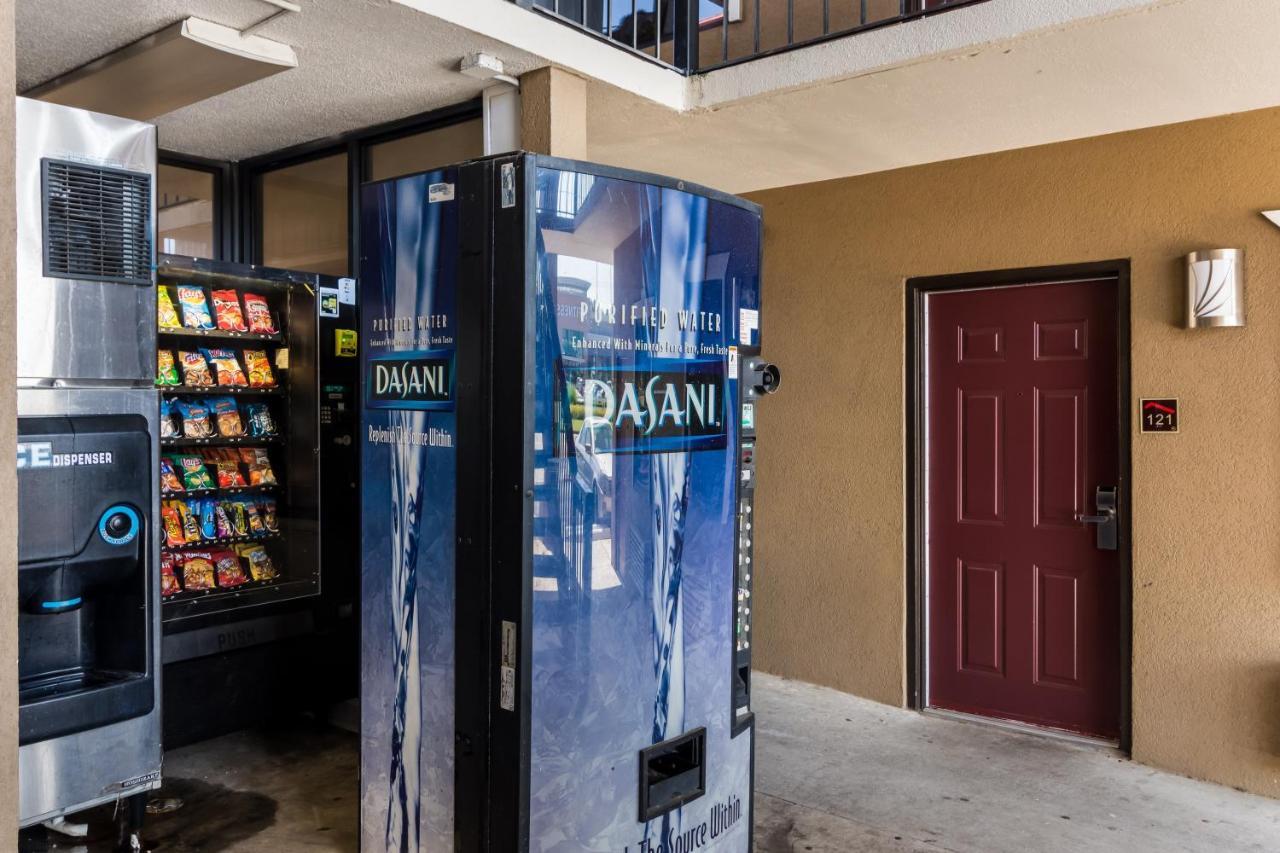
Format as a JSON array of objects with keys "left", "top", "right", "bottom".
[{"left": 335, "top": 329, "right": 358, "bottom": 358}]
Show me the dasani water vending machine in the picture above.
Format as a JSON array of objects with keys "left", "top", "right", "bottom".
[{"left": 360, "top": 154, "right": 777, "bottom": 852}]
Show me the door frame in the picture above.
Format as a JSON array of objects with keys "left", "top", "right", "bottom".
[{"left": 904, "top": 260, "right": 1133, "bottom": 750}]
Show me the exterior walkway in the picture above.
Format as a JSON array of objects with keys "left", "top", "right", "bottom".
[
  {"left": 20, "top": 676, "right": 1278, "bottom": 850},
  {"left": 753, "top": 673, "right": 1280, "bottom": 852}
]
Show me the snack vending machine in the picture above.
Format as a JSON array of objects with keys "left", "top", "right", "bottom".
[
  {"left": 153, "top": 254, "right": 360, "bottom": 742},
  {"left": 15, "top": 97, "right": 161, "bottom": 845},
  {"left": 360, "top": 154, "right": 778, "bottom": 852}
]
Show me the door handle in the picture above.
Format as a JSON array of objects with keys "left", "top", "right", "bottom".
[{"left": 1075, "top": 485, "right": 1118, "bottom": 550}]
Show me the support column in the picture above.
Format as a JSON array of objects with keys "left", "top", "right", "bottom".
[
  {"left": 0, "top": 0, "right": 18, "bottom": 840},
  {"left": 519, "top": 66, "right": 588, "bottom": 159}
]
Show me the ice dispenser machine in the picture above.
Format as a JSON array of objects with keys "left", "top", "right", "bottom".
[
  {"left": 18, "top": 415, "right": 152, "bottom": 745},
  {"left": 15, "top": 97, "right": 161, "bottom": 840}
]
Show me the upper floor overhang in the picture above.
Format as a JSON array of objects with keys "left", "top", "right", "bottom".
[{"left": 17, "top": 0, "right": 1280, "bottom": 194}]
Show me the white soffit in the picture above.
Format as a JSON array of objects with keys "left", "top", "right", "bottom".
[
  {"left": 392, "top": 0, "right": 689, "bottom": 111},
  {"left": 16, "top": 0, "right": 547, "bottom": 160},
  {"left": 584, "top": 0, "right": 1280, "bottom": 193}
]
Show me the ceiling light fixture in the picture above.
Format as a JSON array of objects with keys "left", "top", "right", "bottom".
[
  {"left": 24, "top": 17, "right": 298, "bottom": 121},
  {"left": 460, "top": 53, "right": 520, "bottom": 88}
]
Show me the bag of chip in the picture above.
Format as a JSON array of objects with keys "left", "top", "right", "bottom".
[
  {"left": 161, "top": 502, "right": 185, "bottom": 548},
  {"left": 210, "top": 397, "right": 244, "bottom": 437},
  {"left": 178, "top": 350, "right": 214, "bottom": 387},
  {"left": 202, "top": 348, "right": 247, "bottom": 387},
  {"left": 242, "top": 500, "right": 265, "bottom": 535},
  {"left": 160, "top": 456, "right": 184, "bottom": 493},
  {"left": 212, "top": 549, "right": 250, "bottom": 588},
  {"left": 182, "top": 552, "right": 216, "bottom": 591},
  {"left": 160, "top": 398, "right": 180, "bottom": 439},
  {"left": 243, "top": 350, "right": 275, "bottom": 387},
  {"left": 174, "top": 399, "right": 213, "bottom": 438},
  {"left": 156, "top": 350, "right": 181, "bottom": 386},
  {"left": 245, "top": 403, "right": 277, "bottom": 437},
  {"left": 214, "top": 460, "right": 246, "bottom": 489},
  {"left": 240, "top": 447, "right": 277, "bottom": 485},
  {"left": 174, "top": 454, "right": 215, "bottom": 490},
  {"left": 177, "top": 285, "right": 214, "bottom": 329},
  {"left": 243, "top": 292, "right": 276, "bottom": 334},
  {"left": 258, "top": 498, "right": 279, "bottom": 533},
  {"left": 212, "top": 289, "right": 247, "bottom": 332},
  {"left": 237, "top": 544, "right": 278, "bottom": 581},
  {"left": 158, "top": 286, "right": 182, "bottom": 329},
  {"left": 176, "top": 500, "right": 201, "bottom": 543},
  {"left": 160, "top": 552, "right": 182, "bottom": 597},
  {"left": 225, "top": 500, "right": 250, "bottom": 536},
  {"left": 213, "top": 502, "right": 234, "bottom": 539},
  {"left": 199, "top": 498, "right": 217, "bottom": 540}
]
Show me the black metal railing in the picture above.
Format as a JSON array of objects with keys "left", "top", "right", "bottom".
[{"left": 517, "top": 0, "right": 986, "bottom": 75}]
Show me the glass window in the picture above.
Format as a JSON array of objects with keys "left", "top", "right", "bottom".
[
  {"left": 157, "top": 164, "right": 216, "bottom": 258},
  {"left": 367, "top": 119, "right": 484, "bottom": 183},
  {"left": 259, "top": 152, "right": 348, "bottom": 276}
]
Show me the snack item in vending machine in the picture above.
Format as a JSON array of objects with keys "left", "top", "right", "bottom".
[
  {"left": 212, "top": 549, "right": 250, "bottom": 588},
  {"left": 199, "top": 498, "right": 218, "bottom": 540},
  {"left": 242, "top": 350, "right": 275, "bottom": 388},
  {"left": 175, "top": 398, "right": 213, "bottom": 438},
  {"left": 213, "top": 502, "right": 234, "bottom": 539},
  {"left": 161, "top": 502, "right": 185, "bottom": 548},
  {"left": 181, "top": 553, "right": 216, "bottom": 591},
  {"left": 159, "top": 456, "right": 184, "bottom": 493},
  {"left": 212, "top": 289, "right": 247, "bottom": 332},
  {"left": 241, "top": 447, "right": 277, "bottom": 485},
  {"left": 214, "top": 459, "right": 247, "bottom": 489},
  {"left": 178, "top": 350, "right": 214, "bottom": 387},
  {"left": 177, "top": 285, "right": 215, "bottom": 330},
  {"left": 160, "top": 552, "right": 182, "bottom": 597},
  {"left": 258, "top": 497, "right": 279, "bottom": 533},
  {"left": 176, "top": 500, "right": 201, "bottom": 544},
  {"left": 242, "top": 499, "right": 265, "bottom": 535},
  {"left": 225, "top": 500, "right": 249, "bottom": 537},
  {"left": 243, "top": 293, "right": 276, "bottom": 334},
  {"left": 211, "top": 396, "right": 245, "bottom": 437},
  {"left": 160, "top": 399, "right": 180, "bottom": 439},
  {"left": 172, "top": 454, "right": 215, "bottom": 490},
  {"left": 237, "top": 544, "right": 277, "bottom": 581},
  {"left": 202, "top": 348, "right": 248, "bottom": 387},
  {"left": 156, "top": 351, "right": 181, "bottom": 386},
  {"left": 158, "top": 287, "right": 182, "bottom": 329},
  {"left": 245, "top": 402, "right": 277, "bottom": 437}
]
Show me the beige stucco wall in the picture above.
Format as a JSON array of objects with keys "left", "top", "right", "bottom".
[
  {"left": 1, "top": 0, "right": 17, "bottom": 836},
  {"left": 520, "top": 66, "right": 587, "bottom": 160},
  {"left": 747, "top": 106, "right": 1280, "bottom": 797}
]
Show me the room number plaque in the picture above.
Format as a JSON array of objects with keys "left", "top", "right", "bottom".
[{"left": 1140, "top": 398, "right": 1179, "bottom": 433}]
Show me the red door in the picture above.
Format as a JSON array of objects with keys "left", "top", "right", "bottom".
[{"left": 926, "top": 277, "right": 1121, "bottom": 740}]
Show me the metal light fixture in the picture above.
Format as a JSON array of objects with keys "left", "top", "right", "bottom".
[
  {"left": 1185, "top": 248, "right": 1244, "bottom": 328},
  {"left": 24, "top": 17, "right": 297, "bottom": 121}
]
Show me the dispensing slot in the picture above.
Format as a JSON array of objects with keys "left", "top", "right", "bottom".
[{"left": 639, "top": 728, "right": 707, "bottom": 821}]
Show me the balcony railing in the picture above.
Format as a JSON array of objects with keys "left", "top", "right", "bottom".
[{"left": 517, "top": 0, "right": 986, "bottom": 74}]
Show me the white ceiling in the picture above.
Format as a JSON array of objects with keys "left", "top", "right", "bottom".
[
  {"left": 17, "top": 0, "right": 1280, "bottom": 197},
  {"left": 16, "top": 0, "right": 544, "bottom": 160}
]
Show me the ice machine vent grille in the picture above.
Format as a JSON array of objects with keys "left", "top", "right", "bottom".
[{"left": 42, "top": 158, "right": 152, "bottom": 286}]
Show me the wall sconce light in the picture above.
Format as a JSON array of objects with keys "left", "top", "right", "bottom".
[{"left": 1185, "top": 249, "right": 1244, "bottom": 328}]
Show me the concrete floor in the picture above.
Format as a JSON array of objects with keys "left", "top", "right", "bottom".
[
  {"left": 21, "top": 674, "right": 1280, "bottom": 851},
  {"left": 751, "top": 674, "right": 1279, "bottom": 852}
]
